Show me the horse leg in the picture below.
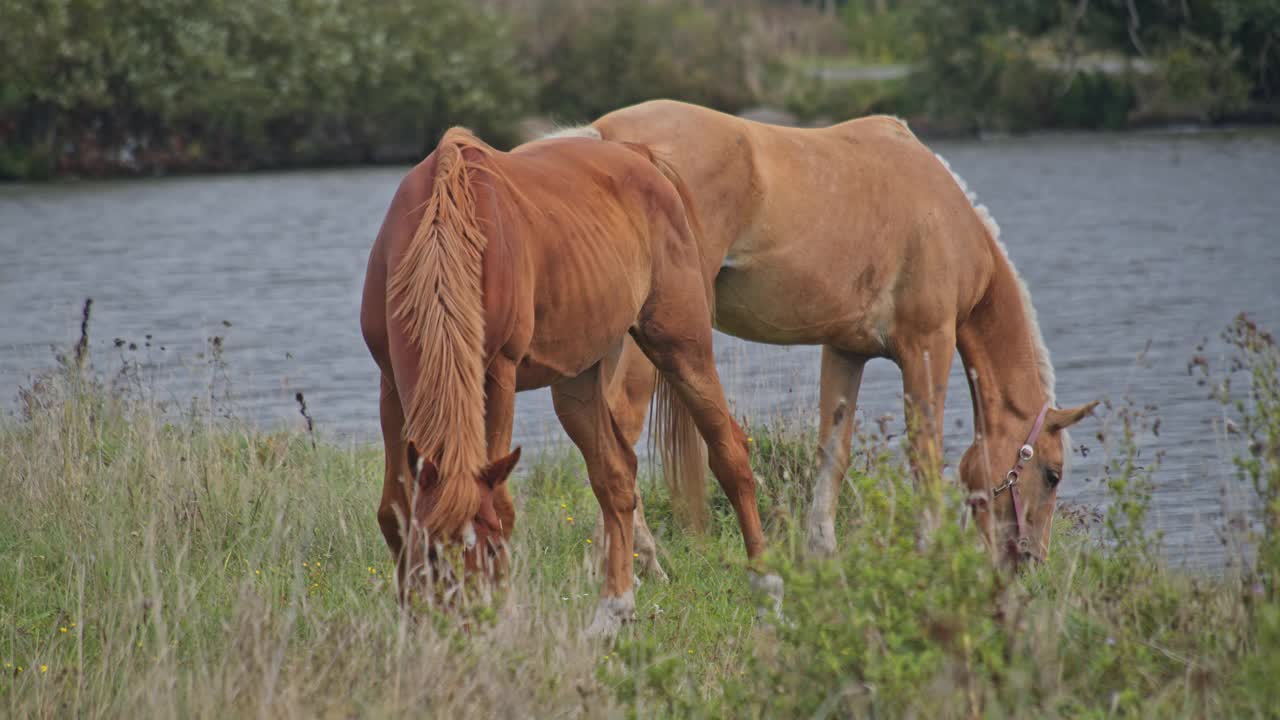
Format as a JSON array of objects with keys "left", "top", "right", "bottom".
[
  {"left": 376, "top": 376, "right": 412, "bottom": 603},
  {"left": 589, "top": 495, "right": 665, "bottom": 585},
  {"left": 895, "top": 331, "right": 956, "bottom": 540},
  {"left": 600, "top": 337, "right": 667, "bottom": 582},
  {"left": 629, "top": 491, "right": 666, "bottom": 582},
  {"left": 552, "top": 364, "right": 640, "bottom": 638},
  {"left": 630, "top": 297, "right": 781, "bottom": 615},
  {"left": 484, "top": 358, "right": 518, "bottom": 536},
  {"left": 806, "top": 346, "right": 866, "bottom": 557},
  {"left": 606, "top": 336, "right": 658, "bottom": 446}
]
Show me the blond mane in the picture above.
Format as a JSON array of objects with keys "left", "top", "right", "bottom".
[
  {"left": 539, "top": 124, "right": 602, "bottom": 141},
  {"left": 388, "top": 127, "right": 495, "bottom": 535},
  {"left": 934, "top": 154, "right": 1057, "bottom": 405}
]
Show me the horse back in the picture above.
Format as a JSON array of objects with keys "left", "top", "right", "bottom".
[{"left": 491, "top": 137, "right": 694, "bottom": 381}]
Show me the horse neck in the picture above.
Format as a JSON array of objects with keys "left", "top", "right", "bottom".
[{"left": 955, "top": 252, "right": 1052, "bottom": 439}]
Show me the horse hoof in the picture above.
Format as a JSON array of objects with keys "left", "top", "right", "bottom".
[
  {"left": 583, "top": 591, "right": 636, "bottom": 640},
  {"left": 648, "top": 562, "right": 670, "bottom": 584},
  {"left": 806, "top": 519, "right": 838, "bottom": 558},
  {"left": 749, "top": 571, "right": 784, "bottom": 621}
]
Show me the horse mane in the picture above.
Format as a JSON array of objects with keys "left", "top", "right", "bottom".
[
  {"left": 388, "top": 126, "right": 498, "bottom": 536},
  {"left": 934, "top": 153, "right": 1057, "bottom": 406},
  {"left": 539, "top": 124, "right": 602, "bottom": 141}
]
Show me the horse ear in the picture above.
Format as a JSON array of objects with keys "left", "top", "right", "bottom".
[
  {"left": 480, "top": 446, "right": 522, "bottom": 489},
  {"left": 1046, "top": 401, "right": 1100, "bottom": 433},
  {"left": 406, "top": 442, "right": 420, "bottom": 476}
]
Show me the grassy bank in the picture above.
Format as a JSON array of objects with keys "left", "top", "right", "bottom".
[{"left": 2, "top": 318, "right": 1278, "bottom": 717}]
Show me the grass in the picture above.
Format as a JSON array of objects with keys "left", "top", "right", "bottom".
[{"left": 2, "top": 314, "right": 1279, "bottom": 717}]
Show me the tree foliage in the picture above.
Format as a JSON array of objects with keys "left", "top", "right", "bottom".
[{"left": 0, "top": 0, "right": 530, "bottom": 177}]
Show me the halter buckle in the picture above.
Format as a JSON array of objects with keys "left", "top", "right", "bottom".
[{"left": 993, "top": 470, "right": 1019, "bottom": 496}]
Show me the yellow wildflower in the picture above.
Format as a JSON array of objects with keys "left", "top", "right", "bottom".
[
  {"left": 586, "top": 538, "right": 592, "bottom": 544},
  {"left": 40, "top": 664, "right": 48, "bottom": 673},
  {"left": 60, "top": 626, "right": 67, "bottom": 633}
]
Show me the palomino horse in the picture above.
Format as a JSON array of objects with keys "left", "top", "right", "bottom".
[
  {"left": 359, "top": 126, "right": 777, "bottom": 634},
  {"left": 578, "top": 100, "right": 1097, "bottom": 568}
]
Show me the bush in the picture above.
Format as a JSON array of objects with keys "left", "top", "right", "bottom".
[
  {"left": 1054, "top": 71, "right": 1137, "bottom": 129},
  {"left": 1149, "top": 33, "right": 1251, "bottom": 120},
  {"left": 524, "top": 0, "right": 755, "bottom": 124}
]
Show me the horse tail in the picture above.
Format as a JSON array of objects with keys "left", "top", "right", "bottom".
[
  {"left": 651, "top": 374, "right": 710, "bottom": 532},
  {"left": 386, "top": 127, "right": 493, "bottom": 536}
]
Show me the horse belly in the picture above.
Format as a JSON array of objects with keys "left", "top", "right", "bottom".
[
  {"left": 713, "top": 258, "right": 894, "bottom": 356},
  {"left": 520, "top": 285, "right": 645, "bottom": 386}
]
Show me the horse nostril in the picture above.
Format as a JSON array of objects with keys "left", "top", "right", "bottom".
[{"left": 1007, "top": 537, "right": 1040, "bottom": 569}]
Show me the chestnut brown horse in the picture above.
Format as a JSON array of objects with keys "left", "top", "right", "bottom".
[
  {"left": 576, "top": 100, "right": 1097, "bottom": 568},
  {"left": 359, "top": 127, "right": 776, "bottom": 635}
]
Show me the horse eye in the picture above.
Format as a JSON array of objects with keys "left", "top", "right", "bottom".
[{"left": 1045, "top": 468, "right": 1062, "bottom": 488}]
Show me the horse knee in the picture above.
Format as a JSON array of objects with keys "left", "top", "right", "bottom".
[
  {"left": 589, "top": 471, "right": 637, "bottom": 517},
  {"left": 709, "top": 424, "right": 751, "bottom": 483}
]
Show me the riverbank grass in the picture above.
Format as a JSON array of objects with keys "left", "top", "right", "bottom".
[{"left": 2, "top": 323, "right": 1278, "bottom": 716}]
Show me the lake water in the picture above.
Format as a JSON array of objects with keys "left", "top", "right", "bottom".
[{"left": 3, "top": 128, "right": 1278, "bottom": 569}]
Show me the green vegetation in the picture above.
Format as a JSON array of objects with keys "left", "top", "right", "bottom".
[
  {"left": 0, "top": 0, "right": 530, "bottom": 178},
  {"left": 2, "top": 310, "right": 1279, "bottom": 715},
  {"left": 3, "top": 1, "right": 1277, "bottom": 179},
  {"left": 788, "top": 0, "right": 1280, "bottom": 132},
  {"left": 0, "top": 0, "right": 754, "bottom": 179},
  {"left": 522, "top": 0, "right": 755, "bottom": 123}
]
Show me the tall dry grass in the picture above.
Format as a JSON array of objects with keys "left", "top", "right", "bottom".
[{"left": 1, "top": 355, "right": 626, "bottom": 716}]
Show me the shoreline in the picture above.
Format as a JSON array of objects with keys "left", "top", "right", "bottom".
[{"left": 6, "top": 109, "right": 1278, "bottom": 185}]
